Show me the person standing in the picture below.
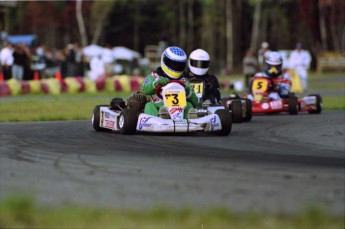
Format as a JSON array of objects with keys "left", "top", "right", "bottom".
[
  {"left": 288, "top": 42, "right": 311, "bottom": 91},
  {"left": 242, "top": 50, "right": 258, "bottom": 90},
  {"left": 257, "top": 41, "right": 270, "bottom": 71},
  {"left": 12, "top": 43, "right": 31, "bottom": 81},
  {"left": 0, "top": 42, "right": 14, "bottom": 80}
]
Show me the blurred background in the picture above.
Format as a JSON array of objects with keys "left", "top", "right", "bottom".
[{"left": 0, "top": 0, "right": 344, "bottom": 79}]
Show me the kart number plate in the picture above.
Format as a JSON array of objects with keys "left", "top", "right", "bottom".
[
  {"left": 190, "top": 82, "right": 204, "bottom": 98},
  {"left": 252, "top": 79, "right": 268, "bottom": 92},
  {"left": 164, "top": 91, "right": 186, "bottom": 107}
]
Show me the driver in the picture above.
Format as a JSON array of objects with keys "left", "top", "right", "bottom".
[
  {"left": 141, "top": 46, "right": 198, "bottom": 117},
  {"left": 185, "top": 49, "right": 221, "bottom": 105},
  {"left": 249, "top": 51, "right": 292, "bottom": 100}
]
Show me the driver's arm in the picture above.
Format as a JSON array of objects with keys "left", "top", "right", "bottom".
[{"left": 141, "top": 75, "right": 156, "bottom": 95}]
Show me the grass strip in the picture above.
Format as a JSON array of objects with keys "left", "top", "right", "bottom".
[{"left": 0, "top": 196, "right": 342, "bottom": 229}]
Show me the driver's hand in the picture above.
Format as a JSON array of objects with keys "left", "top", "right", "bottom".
[
  {"left": 186, "top": 86, "right": 193, "bottom": 96},
  {"left": 154, "top": 77, "right": 169, "bottom": 87},
  {"left": 273, "top": 84, "right": 280, "bottom": 92}
]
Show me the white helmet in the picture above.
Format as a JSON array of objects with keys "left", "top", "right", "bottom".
[
  {"left": 265, "top": 51, "right": 283, "bottom": 78},
  {"left": 161, "top": 46, "right": 187, "bottom": 79},
  {"left": 265, "top": 51, "right": 282, "bottom": 65},
  {"left": 188, "top": 49, "right": 210, "bottom": 76}
]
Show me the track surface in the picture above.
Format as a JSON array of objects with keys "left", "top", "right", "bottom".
[{"left": 0, "top": 110, "right": 344, "bottom": 215}]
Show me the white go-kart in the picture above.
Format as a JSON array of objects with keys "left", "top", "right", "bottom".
[{"left": 92, "top": 81, "right": 232, "bottom": 135}]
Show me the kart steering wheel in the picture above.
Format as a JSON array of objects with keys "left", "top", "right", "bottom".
[{"left": 155, "top": 80, "right": 186, "bottom": 99}]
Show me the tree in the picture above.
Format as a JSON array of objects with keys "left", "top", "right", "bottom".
[{"left": 76, "top": 0, "right": 87, "bottom": 46}]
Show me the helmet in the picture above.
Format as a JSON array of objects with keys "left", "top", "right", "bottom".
[
  {"left": 265, "top": 51, "right": 283, "bottom": 78},
  {"left": 188, "top": 49, "right": 210, "bottom": 76},
  {"left": 161, "top": 46, "right": 187, "bottom": 79}
]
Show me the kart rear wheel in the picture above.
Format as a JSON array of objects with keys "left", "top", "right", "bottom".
[
  {"left": 308, "top": 94, "right": 322, "bottom": 114},
  {"left": 92, "top": 105, "right": 111, "bottom": 132},
  {"left": 215, "top": 109, "right": 232, "bottom": 136},
  {"left": 288, "top": 93, "right": 298, "bottom": 115},
  {"left": 243, "top": 98, "right": 252, "bottom": 122},
  {"left": 231, "top": 99, "right": 243, "bottom": 123},
  {"left": 118, "top": 109, "right": 138, "bottom": 135}
]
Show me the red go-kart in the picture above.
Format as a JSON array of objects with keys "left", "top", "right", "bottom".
[{"left": 244, "top": 76, "right": 322, "bottom": 115}]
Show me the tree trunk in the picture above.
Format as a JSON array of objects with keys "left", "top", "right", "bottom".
[
  {"left": 250, "top": 0, "right": 262, "bottom": 52},
  {"left": 76, "top": 0, "right": 88, "bottom": 46},
  {"left": 187, "top": 0, "right": 194, "bottom": 53},
  {"left": 179, "top": 0, "right": 186, "bottom": 49},
  {"left": 226, "top": 0, "right": 233, "bottom": 70}
]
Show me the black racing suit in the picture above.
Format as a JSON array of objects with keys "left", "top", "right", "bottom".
[{"left": 185, "top": 70, "right": 221, "bottom": 105}]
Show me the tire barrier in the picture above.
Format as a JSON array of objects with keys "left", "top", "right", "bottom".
[{"left": 0, "top": 75, "right": 145, "bottom": 96}]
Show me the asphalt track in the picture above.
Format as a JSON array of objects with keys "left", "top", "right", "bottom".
[{"left": 0, "top": 110, "right": 344, "bottom": 215}]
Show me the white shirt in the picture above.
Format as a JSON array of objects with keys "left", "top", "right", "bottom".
[
  {"left": 89, "top": 56, "right": 105, "bottom": 81},
  {"left": 289, "top": 49, "right": 311, "bottom": 69},
  {"left": 0, "top": 47, "right": 14, "bottom": 66},
  {"left": 102, "top": 48, "right": 114, "bottom": 64}
]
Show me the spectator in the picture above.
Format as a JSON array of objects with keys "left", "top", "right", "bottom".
[
  {"left": 242, "top": 49, "right": 258, "bottom": 90},
  {"left": 65, "top": 43, "right": 78, "bottom": 76},
  {"left": 257, "top": 41, "right": 270, "bottom": 70},
  {"left": 288, "top": 42, "right": 311, "bottom": 91},
  {"left": 88, "top": 54, "right": 105, "bottom": 81},
  {"left": 102, "top": 44, "right": 114, "bottom": 77},
  {"left": 0, "top": 42, "right": 14, "bottom": 80},
  {"left": 73, "top": 42, "right": 84, "bottom": 76},
  {"left": 12, "top": 43, "right": 31, "bottom": 81}
]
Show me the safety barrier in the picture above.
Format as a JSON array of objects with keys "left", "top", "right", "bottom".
[{"left": 0, "top": 75, "right": 144, "bottom": 96}]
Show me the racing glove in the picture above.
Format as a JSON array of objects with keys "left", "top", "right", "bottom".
[
  {"left": 154, "top": 77, "right": 169, "bottom": 87},
  {"left": 185, "top": 86, "right": 191, "bottom": 95}
]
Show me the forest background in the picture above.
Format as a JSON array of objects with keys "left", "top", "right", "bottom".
[{"left": 2, "top": 0, "right": 344, "bottom": 73}]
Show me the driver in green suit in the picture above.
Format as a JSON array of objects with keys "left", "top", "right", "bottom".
[{"left": 141, "top": 46, "right": 198, "bottom": 118}]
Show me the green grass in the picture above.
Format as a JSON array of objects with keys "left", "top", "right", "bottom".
[{"left": 0, "top": 196, "right": 342, "bottom": 229}]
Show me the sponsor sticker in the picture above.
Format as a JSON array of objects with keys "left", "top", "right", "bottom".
[
  {"left": 139, "top": 117, "right": 152, "bottom": 129},
  {"left": 210, "top": 115, "right": 220, "bottom": 131},
  {"left": 104, "top": 120, "right": 115, "bottom": 128},
  {"left": 270, "top": 101, "right": 283, "bottom": 109}
]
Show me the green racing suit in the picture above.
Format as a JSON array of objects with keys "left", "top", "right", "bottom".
[{"left": 141, "top": 68, "right": 198, "bottom": 118}]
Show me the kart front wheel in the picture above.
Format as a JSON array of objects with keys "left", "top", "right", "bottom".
[
  {"left": 243, "top": 98, "right": 252, "bottom": 122},
  {"left": 118, "top": 109, "right": 138, "bottom": 135},
  {"left": 231, "top": 99, "right": 243, "bottom": 123},
  {"left": 215, "top": 109, "right": 232, "bottom": 136},
  {"left": 288, "top": 93, "right": 298, "bottom": 115},
  {"left": 308, "top": 94, "right": 322, "bottom": 114}
]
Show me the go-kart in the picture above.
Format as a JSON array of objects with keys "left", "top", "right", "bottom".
[
  {"left": 92, "top": 81, "right": 232, "bottom": 135},
  {"left": 243, "top": 76, "right": 322, "bottom": 115},
  {"left": 189, "top": 78, "right": 251, "bottom": 123}
]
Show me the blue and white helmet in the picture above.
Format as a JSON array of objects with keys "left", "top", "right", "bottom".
[{"left": 161, "top": 46, "right": 187, "bottom": 79}]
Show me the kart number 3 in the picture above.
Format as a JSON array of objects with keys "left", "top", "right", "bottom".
[{"left": 164, "top": 92, "right": 186, "bottom": 107}]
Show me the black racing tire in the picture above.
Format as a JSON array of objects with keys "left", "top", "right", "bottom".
[
  {"left": 215, "top": 109, "right": 232, "bottom": 136},
  {"left": 243, "top": 98, "right": 252, "bottom": 122},
  {"left": 231, "top": 99, "right": 243, "bottom": 123},
  {"left": 92, "top": 105, "right": 111, "bottom": 132},
  {"left": 288, "top": 93, "right": 298, "bottom": 115},
  {"left": 118, "top": 109, "right": 138, "bottom": 135},
  {"left": 308, "top": 94, "right": 322, "bottom": 114}
]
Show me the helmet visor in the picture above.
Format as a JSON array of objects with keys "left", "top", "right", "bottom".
[
  {"left": 163, "top": 56, "right": 186, "bottom": 72},
  {"left": 190, "top": 59, "right": 210, "bottom": 69}
]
